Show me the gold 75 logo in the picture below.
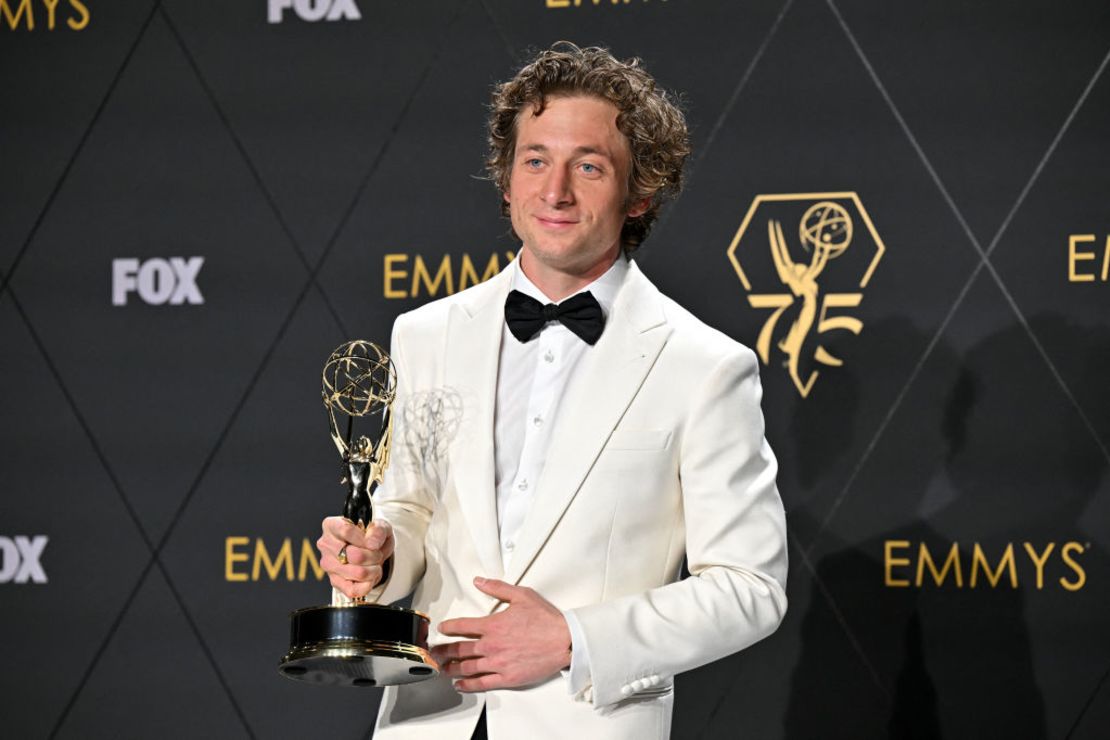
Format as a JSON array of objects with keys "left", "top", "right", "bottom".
[{"left": 726, "top": 192, "right": 885, "bottom": 397}]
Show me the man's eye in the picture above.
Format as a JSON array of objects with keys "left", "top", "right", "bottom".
[
  {"left": 581, "top": 163, "right": 598, "bottom": 174},
  {"left": 526, "top": 158, "right": 543, "bottom": 168}
]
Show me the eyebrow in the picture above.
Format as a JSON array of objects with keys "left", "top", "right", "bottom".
[{"left": 520, "top": 143, "right": 614, "bottom": 160}]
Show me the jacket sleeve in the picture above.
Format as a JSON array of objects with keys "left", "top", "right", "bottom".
[
  {"left": 366, "top": 316, "right": 437, "bottom": 605},
  {"left": 568, "top": 346, "right": 788, "bottom": 708}
]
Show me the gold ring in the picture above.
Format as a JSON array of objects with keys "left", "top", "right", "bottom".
[{"left": 337, "top": 546, "right": 348, "bottom": 565}]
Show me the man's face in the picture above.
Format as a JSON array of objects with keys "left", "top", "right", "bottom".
[{"left": 505, "top": 95, "right": 646, "bottom": 278}]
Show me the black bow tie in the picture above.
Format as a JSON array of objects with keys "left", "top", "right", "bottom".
[{"left": 504, "top": 289, "right": 605, "bottom": 345}]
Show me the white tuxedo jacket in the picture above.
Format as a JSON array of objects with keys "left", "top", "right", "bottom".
[{"left": 368, "top": 261, "right": 787, "bottom": 739}]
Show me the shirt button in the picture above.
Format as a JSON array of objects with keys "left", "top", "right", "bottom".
[
  {"left": 543, "top": 350, "right": 555, "bottom": 363},
  {"left": 504, "top": 540, "right": 515, "bottom": 552},
  {"left": 532, "top": 415, "right": 543, "bottom": 427},
  {"left": 517, "top": 479, "right": 529, "bottom": 491}
]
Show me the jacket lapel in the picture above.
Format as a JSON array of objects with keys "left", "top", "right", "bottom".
[
  {"left": 444, "top": 268, "right": 511, "bottom": 580},
  {"left": 503, "top": 263, "right": 672, "bottom": 585}
]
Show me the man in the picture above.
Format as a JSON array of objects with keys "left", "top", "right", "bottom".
[{"left": 318, "top": 43, "right": 788, "bottom": 739}]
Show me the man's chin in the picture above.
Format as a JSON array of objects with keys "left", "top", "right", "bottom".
[{"left": 523, "top": 244, "right": 619, "bottom": 276}]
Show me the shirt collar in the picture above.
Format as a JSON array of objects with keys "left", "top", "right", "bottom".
[{"left": 510, "top": 252, "right": 629, "bottom": 320}]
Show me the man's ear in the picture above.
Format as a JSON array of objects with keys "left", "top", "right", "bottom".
[
  {"left": 627, "top": 197, "right": 650, "bottom": 218},
  {"left": 503, "top": 189, "right": 512, "bottom": 205}
]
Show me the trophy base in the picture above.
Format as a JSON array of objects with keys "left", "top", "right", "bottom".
[{"left": 280, "top": 603, "right": 438, "bottom": 688}]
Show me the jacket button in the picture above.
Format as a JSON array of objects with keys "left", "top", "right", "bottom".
[{"left": 620, "top": 685, "right": 633, "bottom": 697}]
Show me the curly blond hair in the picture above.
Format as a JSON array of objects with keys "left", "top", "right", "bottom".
[{"left": 487, "top": 43, "right": 690, "bottom": 254}]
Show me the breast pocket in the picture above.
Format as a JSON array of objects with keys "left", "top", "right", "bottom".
[{"left": 592, "top": 429, "right": 676, "bottom": 496}]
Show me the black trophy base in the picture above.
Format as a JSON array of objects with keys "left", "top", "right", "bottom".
[{"left": 280, "top": 603, "right": 438, "bottom": 688}]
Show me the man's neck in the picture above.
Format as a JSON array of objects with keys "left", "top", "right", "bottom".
[{"left": 519, "top": 249, "right": 621, "bottom": 303}]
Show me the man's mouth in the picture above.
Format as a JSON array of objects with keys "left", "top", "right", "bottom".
[{"left": 535, "top": 215, "right": 578, "bottom": 228}]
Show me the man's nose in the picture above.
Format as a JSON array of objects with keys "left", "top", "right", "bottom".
[{"left": 542, "top": 166, "right": 573, "bottom": 206}]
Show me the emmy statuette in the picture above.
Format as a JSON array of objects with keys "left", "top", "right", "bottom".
[{"left": 279, "top": 341, "right": 438, "bottom": 687}]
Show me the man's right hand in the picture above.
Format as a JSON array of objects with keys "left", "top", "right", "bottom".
[{"left": 317, "top": 516, "right": 395, "bottom": 599}]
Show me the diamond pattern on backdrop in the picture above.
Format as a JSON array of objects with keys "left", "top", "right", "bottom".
[
  {"left": 835, "top": 0, "right": 1110, "bottom": 245},
  {"left": 1, "top": 0, "right": 1108, "bottom": 737},
  {"left": 11, "top": 11, "right": 310, "bottom": 546},
  {"left": 487, "top": 0, "right": 788, "bottom": 158},
  {"left": 161, "top": 291, "right": 376, "bottom": 738},
  {"left": 162, "top": 0, "right": 460, "bottom": 263},
  {"left": 318, "top": 0, "right": 519, "bottom": 329},
  {"left": 0, "top": 293, "right": 151, "bottom": 738},
  {"left": 0, "top": 0, "right": 156, "bottom": 274},
  {"left": 805, "top": 274, "right": 1110, "bottom": 738},
  {"left": 54, "top": 567, "right": 252, "bottom": 739},
  {"left": 636, "top": 0, "right": 981, "bottom": 538},
  {"left": 988, "top": 50, "right": 1110, "bottom": 451}
]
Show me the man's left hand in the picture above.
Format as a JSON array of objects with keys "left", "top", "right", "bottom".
[{"left": 432, "top": 577, "right": 572, "bottom": 692}]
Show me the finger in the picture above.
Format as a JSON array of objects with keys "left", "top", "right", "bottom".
[
  {"left": 438, "top": 617, "right": 487, "bottom": 638},
  {"left": 319, "top": 547, "right": 350, "bottom": 578},
  {"left": 454, "top": 674, "right": 502, "bottom": 693},
  {"left": 328, "top": 573, "right": 359, "bottom": 599},
  {"left": 323, "top": 556, "right": 384, "bottom": 586},
  {"left": 323, "top": 515, "right": 361, "bottom": 542},
  {"left": 455, "top": 658, "right": 489, "bottom": 677},
  {"left": 378, "top": 532, "right": 395, "bottom": 560},
  {"left": 344, "top": 564, "right": 383, "bottom": 587},
  {"left": 366, "top": 534, "right": 394, "bottom": 562},
  {"left": 322, "top": 516, "right": 364, "bottom": 545},
  {"left": 316, "top": 532, "right": 351, "bottom": 561},
  {"left": 472, "top": 576, "right": 524, "bottom": 603},
  {"left": 430, "top": 640, "right": 483, "bottom": 664},
  {"left": 348, "top": 579, "right": 373, "bottom": 599},
  {"left": 329, "top": 571, "right": 374, "bottom": 599},
  {"left": 318, "top": 536, "right": 381, "bottom": 574},
  {"left": 337, "top": 545, "right": 386, "bottom": 567},
  {"left": 319, "top": 532, "right": 387, "bottom": 567},
  {"left": 364, "top": 520, "right": 394, "bottom": 551},
  {"left": 316, "top": 535, "right": 338, "bottom": 570},
  {"left": 441, "top": 657, "right": 489, "bottom": 678}
]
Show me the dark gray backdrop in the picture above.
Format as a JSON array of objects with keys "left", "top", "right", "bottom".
[{"left": 2, "top": 0, "right": 1109, "bottom": 737}]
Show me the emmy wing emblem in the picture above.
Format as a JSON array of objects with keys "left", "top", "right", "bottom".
[{"left": 279, "top": 341, "right": 438, "bottom": 687}]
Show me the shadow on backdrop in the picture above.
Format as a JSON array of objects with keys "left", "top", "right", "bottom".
[{"left": 779, "top": 312, "right": 1110, "bottom": 738}]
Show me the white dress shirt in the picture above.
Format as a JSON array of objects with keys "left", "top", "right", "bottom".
[{"left": 494, "top": 254, "right": 629, "bottom": 697}]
